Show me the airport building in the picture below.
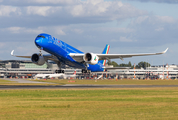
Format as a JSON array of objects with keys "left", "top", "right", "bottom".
[
  {"left": 0, "top": 60, "right": 81, "bottom": 78},
  {"left": 0, "top": 60, "right": 178, "bottom": 79},
  {"left": 108, "top": 64, "right": 178, "bottom": 79}
]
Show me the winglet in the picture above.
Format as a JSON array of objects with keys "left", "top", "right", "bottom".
[
  {"left": 163, "top": 48, "right": 169, "bottom": 54},
  {"left": 11, "top": 50, "right": 15, "bottom": 56}
]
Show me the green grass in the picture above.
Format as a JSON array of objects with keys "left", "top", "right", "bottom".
[
  {"left": 1, "top": 88, "right": 178, "bottom": 120},
  {"left": 0, "top": 79, "right": 15, "bottom": 83},
  {"left": 33, "top": 79, "right": 178, "bottom": 85}
]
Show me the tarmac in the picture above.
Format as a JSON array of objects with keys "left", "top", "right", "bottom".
[
  {"left": 1, "top": 84, "right": 178, "bottom": 89},
  {"left": 4, "top": 78, "right": 54, "bottom": 84},
  {"left": 1, "top": 78, "right": 178, "bottom": 89}
]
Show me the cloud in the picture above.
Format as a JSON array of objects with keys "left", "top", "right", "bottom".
[
  {"left": 0, "top": 0, "right": 177, "bottom": 65},
  {"left": 26, "top": 6, "right": 55, "bottom": 16},
  {"left": 128, "top": 15, "right": 178, "bottom": 46},
  {"left": 72, "top": 29, "right": 83, "bottom": 34},
  {"left": 119, "top": 37, "right": 135, "bottom": 42},
  {"left": 0, "top": 0, "right": 79, "bottom": 6},
  {"left": 0, "top": 42, "right": 5, "bottom": 48},
  {"left": 131, "top": 15, "right": 176, "bottom": 25},
  {"left": 0, "top": 5, "right": 21, "bottom": 16},
  {"left": 111, "top": 37, "right": 136, "bottom": 42},
  {"left": 0, "top": 0, "right": 147, "bottom": 28},
  {"left": 0, "top": 42, "right": 37, "bottom": 60},
  {"left": 127, "top": 0, "right": 178, "bottom": 4},
  {"left": 100, "top": 28, "right": 134, "bottom": 33},
  {"left": 29, "top": 0, "right": 77, "bottom": 4},
  {"left": 155, "top": 27, "right": 164, "bottom": 31},
  {"left": 1, "top": 27, "right": 44, "bottom": 34}
]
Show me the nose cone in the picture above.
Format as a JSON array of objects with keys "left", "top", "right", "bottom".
[{"left": 35, "top": 38, "right": 42, "bottom": 48}]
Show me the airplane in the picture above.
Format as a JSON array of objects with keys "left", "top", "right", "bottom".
[
  {"left": 63, "top": 71, "right": 77, "bottom": 79},
  {"left": 97, "top": 74, "right": 103, "bottom": 79},
  {"left": 34, "top": 70, "right": 77, "bottom": 79},
  {"left": 34, "top": 73, "right": 64, "bottom": 79},
  {"left": 11, "top": 33, "right": 168, "bottom": 73}
]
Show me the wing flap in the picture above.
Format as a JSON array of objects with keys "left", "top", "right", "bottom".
[{"left": 69, "top": 53, "right": 84, "bottom": 62}]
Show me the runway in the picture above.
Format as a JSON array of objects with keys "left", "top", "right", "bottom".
[
  {"left": 1, "top": 84, "right": 178, "bottom": 89},
  {"left": 4, "top": 78, "right": 54, "bottom": 84}
]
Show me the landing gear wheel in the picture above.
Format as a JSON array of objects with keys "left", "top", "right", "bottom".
[
  {"left": 55, "top": 70, "right": 64, "bottom": 73},
  {"left": 82, "top": 69, "right": 91, "bottom": 74},
  {"left": 82, "top": 69, "right": 87, "bottom": 73}
]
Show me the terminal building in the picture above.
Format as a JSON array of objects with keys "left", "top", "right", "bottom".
[
  {"left": 108, "top": 64, "right": 178, "bottom": 79},
  {"left": 0, "top": 60, "right": 81, "bottom": 78},
  {"left": 0, "top": 60, "right": 178, "bottom": 79}
]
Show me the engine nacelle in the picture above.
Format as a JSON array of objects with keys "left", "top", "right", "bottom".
[
  {"left": 31, "top": 53, "right": 45, "bottom": 66},
  {"left": 83, "top": 53, "right": 99, "bottom": 65}
]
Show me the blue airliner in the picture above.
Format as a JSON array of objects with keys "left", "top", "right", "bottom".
[{"left": 11, "top": 33, "right": 168, "bottom": 73}]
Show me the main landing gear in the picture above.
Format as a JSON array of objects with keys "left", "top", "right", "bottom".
[
  {"left": 82, "top": 69, "right": 91, "bottom": 73},
  {"left": 82, "top": 63, "right": 91, "bottom": 74},
  {"left": 55, "top": 61, "right": 65, "bottom": 74}
]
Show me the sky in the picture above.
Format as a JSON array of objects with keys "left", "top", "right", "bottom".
[{"left": 0, "top": 0, "right": 178, "bottom": 66}]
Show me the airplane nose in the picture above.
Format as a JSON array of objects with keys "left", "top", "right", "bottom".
[{"left": 35, "top": 38, "right": 42, "bottom": 48}]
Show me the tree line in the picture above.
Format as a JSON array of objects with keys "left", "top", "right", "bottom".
[{"left": 107, "top": 61, "right": 151, "bottom": 69}]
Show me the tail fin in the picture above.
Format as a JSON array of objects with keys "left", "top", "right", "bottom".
[
  {"left": 73, "top": 71, "right": 76, "bottom": 75},
  {"left": 98, "top": 44, "right": 110, "bottom": 66}
]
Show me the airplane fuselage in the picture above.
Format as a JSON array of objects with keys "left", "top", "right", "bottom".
[{"left": 35, "top": 33, "right": 104, "bottom": 72}]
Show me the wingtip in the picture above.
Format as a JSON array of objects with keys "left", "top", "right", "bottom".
[
  {"left": 163, "top": 48, "right": 169, "bottom": 53},
  {"left": 11, "top": 50, "right": 14, "bottom": 56}
]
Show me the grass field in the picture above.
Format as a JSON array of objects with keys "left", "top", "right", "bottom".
[
  {"left": 1, "top": 88, "right": 178, "bottom": 120},
  {"left": 0, "top": 79, "right": 15, "bottom": 83}
]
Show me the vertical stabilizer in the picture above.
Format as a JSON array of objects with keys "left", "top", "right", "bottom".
[
  {"left": 73, "top": 70, "right": 76, "bottom": 75},
  {"left": 98, "top": 44, "right": 110, "bottom": 66}
]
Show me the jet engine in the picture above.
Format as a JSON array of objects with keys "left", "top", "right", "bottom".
[
  {"left": 31, "top": 53, "right": 45, "bottom": 66},
  {"left": 83, "top": 53, "right": 99, "bottom": 65}
]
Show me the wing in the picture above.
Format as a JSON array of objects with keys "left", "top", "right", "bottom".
[
  {"left": 11, "top": 50, "right": 31, "bottom": 58},
  {"left": 11, "top": 50, "right": 58, "bottom": 61},
  {"left": 69, "top": 48, "right": 168, "bottom": 62}
]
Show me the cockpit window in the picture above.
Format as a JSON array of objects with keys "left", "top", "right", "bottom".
[{"left": 37, "top": 35, "right": 45, "bottom": 38}]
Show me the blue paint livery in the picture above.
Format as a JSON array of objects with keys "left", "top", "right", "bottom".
[{"left": 35, "top": 33, "right": 109, "bottom": 72}]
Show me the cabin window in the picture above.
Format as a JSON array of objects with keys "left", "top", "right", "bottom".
[{"left": 37, "top": 35, "right": 45, "bottom": 38}]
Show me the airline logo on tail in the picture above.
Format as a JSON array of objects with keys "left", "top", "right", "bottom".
[
  {"left": 73, "top": 71, "right": 76, "bottom": 75},
  {"left": 102, "top": 44, "right": 110, "bottom": 66}
]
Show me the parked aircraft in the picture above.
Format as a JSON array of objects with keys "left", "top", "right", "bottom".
[
  {"left": 34, "top": 71, "right": 77, "bottom": 79},
  {"left": 11, "top": 33, "right": 168, "bottom": 73},
  {"left": 97, "top": 74, "right": 103, "bottom": 79}
]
